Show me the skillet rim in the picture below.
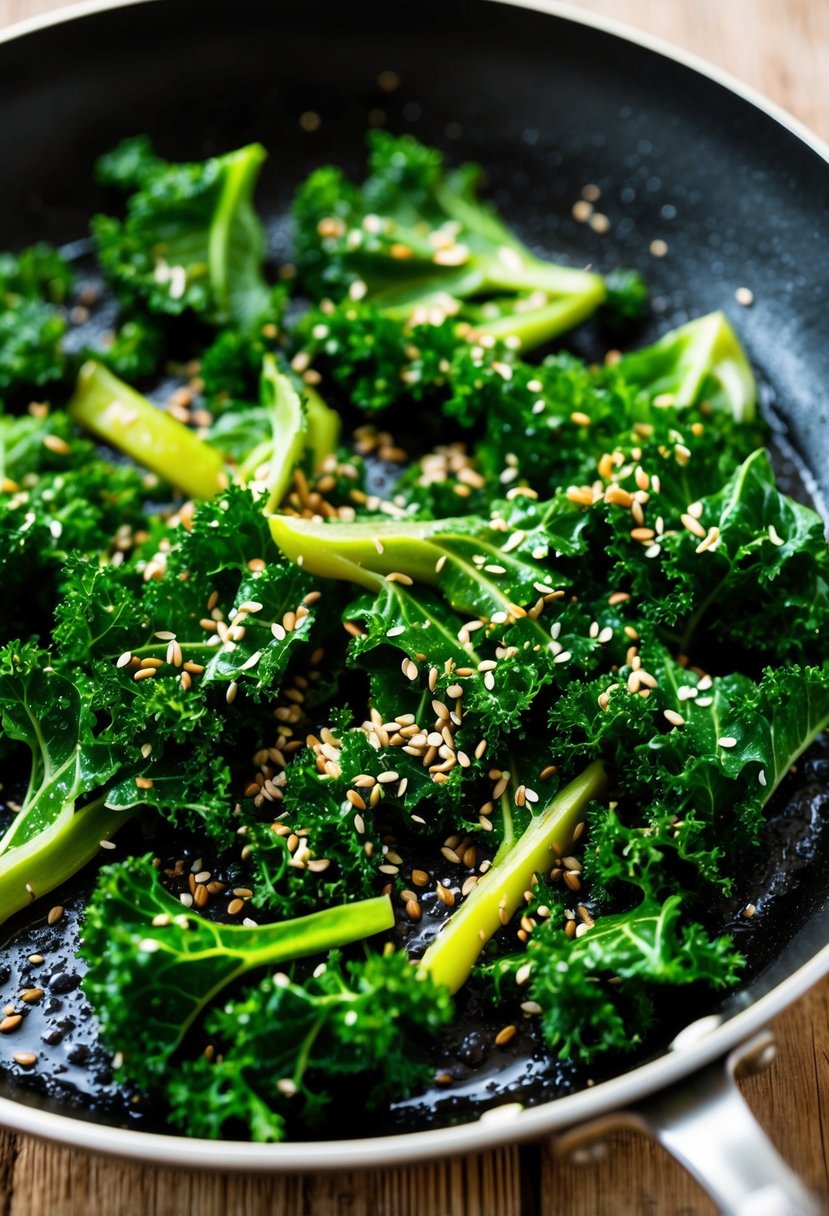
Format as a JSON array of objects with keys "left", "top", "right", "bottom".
[{"left": 0, "top": 0, "right": 826, "bottom": 1171}]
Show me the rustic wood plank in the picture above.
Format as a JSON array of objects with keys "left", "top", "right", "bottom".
[{"left": 0, "top": 1, "right": 827, "bottom": 1213}]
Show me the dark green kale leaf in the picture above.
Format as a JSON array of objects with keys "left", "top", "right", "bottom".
[
  {"left": 292, "top": 131, "right": 610, "bottom": 353},
  {"left": 92, "top": 138, "right": 272, "bottom": 330},
  {"left": 484, "top": 895, "right": 742, "bottom": 1063},
  {"left": 80, "top": 856, "right": 396, "bottom": 1094},
  {"left": 0, "top": 243, "right": 74, "bottom": 392},
  {"left": 166, "top": 949, "right": 453, "bottom": 1141},
  {"left": 0, "top": 640, "right": 127, "bottom": 925}
]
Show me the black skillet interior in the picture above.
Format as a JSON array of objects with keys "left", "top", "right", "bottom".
[{"left": 0, "top": 0, "right": 828, "bottom": 1134}]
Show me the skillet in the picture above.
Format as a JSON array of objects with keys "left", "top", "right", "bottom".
[{"left": 0, "top": 1, "right": 827, "bottom": 1210}]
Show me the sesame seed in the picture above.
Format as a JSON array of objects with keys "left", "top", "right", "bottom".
[
  {"left": 43, "top": 434, "right": 71, "bottom": 456},
  {"left": 116, "top": 652, "right": 132, "bottom": 668},
  {"left": 0, "top": 1015, "right": 22, "bottom": 1033},
  {"left": 47, "top": 906, "right": 63, "bottom": 927},
  {"left": 696, "top": 527, "right": 721, "bottom": 554},
  {"left": 494, "top": 1024, "right": 517, "bottom": 1047},
  {"left": 649, "top": 238, "right": 668, "bottom": 258},
  {"left": 385, "top": 571, "right": 414, "bottom": 585},
  {"left": 99, "top": 839, "right": 116, "bottom": 850},
  {"left": 758, "top": 769, "right": 767, "bottom": 787},
  {"left": 681, "top": 513, "right": 707, "bottom": 539},
  {"left": 664, "top": 710, "right": 685, "bottom": 728},
  {"left": 743, "top": 903, "right": 757, "bottom": 918},
  {"left": 718, "top": 736, "right": 737, "bottom": 749},
  {"left": 12, "top": 1052, "right": 36, "bottom": 1067},
  {"left": 133, "top": 668, "right": 156, "bottom": 682},
  {"left": 226, "top": 681, "right": 238, "bottom": 704},
  {"left": 735, "top": 286, "right": 754, "bottom": 307}
]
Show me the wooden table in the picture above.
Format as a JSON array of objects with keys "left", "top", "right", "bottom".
[{"left": 1, "top": 1, "right": 828, "bottom": 1212}]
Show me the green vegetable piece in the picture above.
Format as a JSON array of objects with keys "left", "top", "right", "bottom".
[
  {"left": 419, "top": 760, "right": 607, "bottom": 993},
  {"left": 293, "top": 132, "right": 612, "bottom": 353},
  {"left": 68, "top": 360, "right": 225, "bottom": 500},
  {"left": 93, "top": 140, "right": 271, "bottom": 330},
  {"left": 489, "top": 894, "right": 742, "bottom": 1063},
  {"left": 618, "top": 311, "right": 757, "bottom": 421},
  {"left": 0, "top": 643, "right": 127, "bottom": 925},
  {"left": 269, "top": 509, "right": 559, "bottom": 624},
  {"left": 80, "top": 855, "right": 395, "bottom": 1081},
  {"left": 166, "top": 949, "right": 454, "bottom": 1142},
  {"left": 235, "top": 357, "right": 340, "bottom": 513}
]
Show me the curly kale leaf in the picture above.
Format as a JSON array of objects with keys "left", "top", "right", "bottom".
[
  {"left": 80, "top": 856, "right": 395, "bottom": 1092},
  {"left": 92, "top": 138, "right": 271, "bottom": 330},
  {"left": 0, "top": 242, "right": 74, "bottom": 392},
  {"left": 484, "top": 895, "right": 742, "bottom": 1063},
  {"left": 292, "top": 131, "right": 609, "bottom": 353},
  {"left": 166, "top": 949, "right": 453, "bottom": 1141}
]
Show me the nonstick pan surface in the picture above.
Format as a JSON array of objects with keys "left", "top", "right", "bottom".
[{"left": 0, "top": 0, "right": 827, "bottom": 1172}]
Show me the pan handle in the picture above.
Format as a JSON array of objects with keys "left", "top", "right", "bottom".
[{"left": 556, "top": 1030, "right": 820, "bottom": 1215}]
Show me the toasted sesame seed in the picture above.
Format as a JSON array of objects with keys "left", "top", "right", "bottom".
[
  {"left": 46, "top": 905, "right": 64, "bottom": 927},
  {"left": 0, "top": 1015, "right": 22, "bottom": 1033},
  {"left": 681, "top": 512, "right": 707, "bottom": 539},
  {"left": 664, "top": 709, "right": 685, "bottom": 727},
  {"left": 227, "top": 898, "right": 245, "bottom": 916},
  {"left": 495, "top": 1024, "right": 517, "bottom": 1047},
  {"left": 743, "top": 902, "right": 757, "bottom": 918},
  {"left": 226, "top": 681, "right": 238, "bottom": 705},
  {"left": 20, "top": 988, "right": 44, "bottom": 1005},
  {"left": 436, "top": 882, "right": 455, "bottom": 907},
  {"left": 346, "top": 789, "right": 366, "bottom": 811},
  {"left": 12, "top": 1052, "right": 36, "bottom": 1067},
  {"left": 133, "top": 668, "right": 156, "bottom": 682}
]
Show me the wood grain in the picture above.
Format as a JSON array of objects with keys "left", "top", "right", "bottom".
[{"left": 0, "top": 1, "right": 827, "bottom": 1212}]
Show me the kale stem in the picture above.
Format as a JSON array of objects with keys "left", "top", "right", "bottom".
[
  {"left": 419, "top": 760, "right": 607, "bottom": 994},
  {"left": 0, "top": 797, "right": 133, "bottom": 926}
]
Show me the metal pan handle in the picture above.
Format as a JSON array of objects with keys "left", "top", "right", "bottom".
[{"left": 556, "top": 1030, "right": 820, "bottom": 1215}]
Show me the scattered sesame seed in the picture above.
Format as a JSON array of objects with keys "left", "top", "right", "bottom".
[
  {"left": 718, "top": 736, "right": 738, "bottom": 749},
  {"left": 664, "top": 710, "right": 685, "bottom": 728},
  {"left": 47, "top": 906, "right": 63, "bottom": 927},
  {"left": 735, "top": 286, "right": 754, "bottom": 307}
]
